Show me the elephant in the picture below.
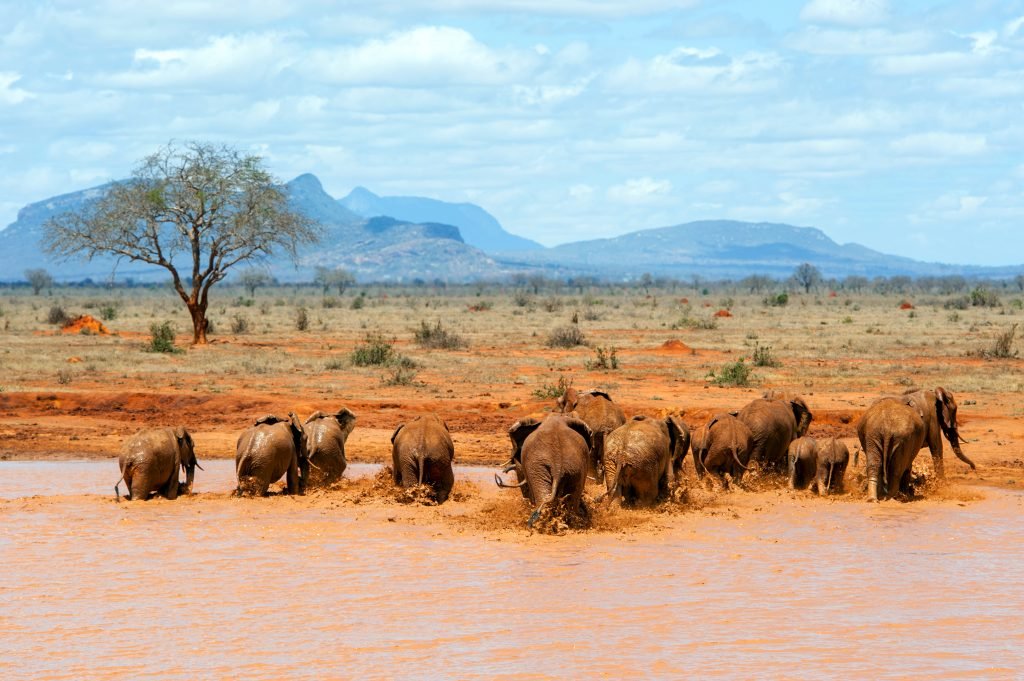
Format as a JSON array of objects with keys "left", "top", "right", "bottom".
[
  {"left": 391, "top": 413, "right": 456, "bottom": 503},
  {"left": 303, "top": 408, "right": 357, "bottom": 487},
  {"left": 235, "top": 413, "right": 308, "bottom": 496},
  {"left": 601, "top": 415, "right": 690, "bottom": 508},
  {"left": 495, "top": 414, "right": 593, "bottom": 528},
  {"left": 690, "top": 413, "right": 753, "bottom": 486},
  {"left": 115, "top": 427, "right": 201, "bottom": 501},
  {"left": 891, "top": 387, "right": 976, "bottom": 478},
  {"left": 813, "top": 438, "right": 849, "bottom": 496},
  {"left": 787, "top": 436, "right": 817, "bottom": 490},
  {"left": 737, "top": 394, "right": 813, "bottom": 475},
  {"left": 556, "top": 386, "right": 626, "bottom": 483},
  {"left": 857, "top": 398, "right": 927, "bottom": 501}
]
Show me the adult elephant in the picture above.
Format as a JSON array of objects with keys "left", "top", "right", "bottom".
[
  {"left": 391, "top": 413, "right": 456, "bottom": 504},
  {"left": 602, "top": 415, "right": 690, "bottom": 508},
  {"left": 690, "top": 413, "right": 753, "bottom": 487},
  {"left": 557, "top": 386, "right": 626, "bottom": 483},
  {"left": 857, "top": 398, "right": 928, "bottom": 502},
  {"left": 115, "top": 427, "right": 201, "bottom": 501},
  {"left": 737, "top": 394, "right": 812, "bottom": 475},
  {"left": 303, "top": 408, "right": 357, "bottom": 487},
  {"left": 814, "top": 438, "right": 850, "bottom": 497},
  {"left": 495, "top": 414, "right": 593, "bottom": 528},
  {"left": 893, "top": 388, "right": 976, "bottom": 477},
  {"left": 235, "top": 413, "right": 308, "bottom": 496}
]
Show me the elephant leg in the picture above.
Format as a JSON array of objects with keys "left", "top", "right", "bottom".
[
  {"left": 163, "top": 474, "right": 179, "bottom": 500},
  {"left": 130, "top": 475, "right": 151, "bottom": 501},
  {"left": 657, "top": 470, "right": 670, "bottom": 503},
  {"left": 898, "top": 467, "right": 914, "bottom": 497},
  {"left": 286, "top": 458, "right": 300, "bottom": 495}
]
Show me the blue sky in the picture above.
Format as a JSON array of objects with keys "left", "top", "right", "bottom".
[{"left": 1, "top": 0, "right": 1023, "bottom": 265}]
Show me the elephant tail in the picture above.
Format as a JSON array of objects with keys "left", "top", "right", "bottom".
[
  {"left": 731, "top": 445, "right": 750, "bottom": 472},
  {"left": 114, "top": 474, "right": 125, "bottom": 501},
  {"left": 528, "top": 470, "right": 563, "bottom": 529},
  {"left": 603, "top": 459, "right": 626, "bottom": 508},
  {"left": 417, "top": 451, "right": 426, "bottom": 486},
  {"left": 825, "top": 461, "right": 835, "bottom": 491}
]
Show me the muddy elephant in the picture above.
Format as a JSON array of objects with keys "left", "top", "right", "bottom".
[
  {"left": 814, "top": 438, "right": 849, "bottom": 496},
  {"left": 601, "top": 415, "right": 689, "bottom": 507},
  {"left": 557, "top": 386, "right": 626, "bottom": 483},
  {"left": 787, "top": 436, "right": 817, "bottom": 490},
  {"left": 856, "top": 398, "right": 927, "bottom": 501},
  {"left": 391, "top": 413, "right": 456, "bottom": 503},
  {"left": 893, "top": 388, "right": 976, "bottom": 478},
  {"left": 495, "top": 414, "right": 593, "bottom": 527},
  {"left": 737, "top": 394, "right": 812, "bottom": 475},
  {"left": 303, "top": 408, "right": 357, "bottom": 487},
  {"left": 691, "top": 413, "right": 753, "bottom": 486},
  {"left": 235, "top": 413, "right": 308, "bottom": 496},
  {"left": 115, "top": 427, "right": 201, "bottom": 501}
]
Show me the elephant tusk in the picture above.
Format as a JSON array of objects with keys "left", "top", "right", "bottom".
[
  {"left": 194, "top": 462, "right": 205, "bottom": 471},
  {"left": 494, "top": 473, "right": 527, "bottom": 488},
  {"left": 501, "top": 463, "right": 517, "bottom": 474}
]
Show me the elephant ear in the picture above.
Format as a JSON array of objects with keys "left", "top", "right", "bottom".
[
  {"left": 173, "top": 426, "right": 187, "bottom": 441},
  {"left": 563, "top": 415, "right": 594, "bottom": 451},
  {"left": 508, "top": 418, "right": 542, "bottom": 461},
  {"left": 631, "top": 414, "right": 648, "bottom": 422},
  {"left": 708, "top": 415, "right": 722, "bottom": 430},
  {"left": 557, "top": 386, "right": 578, "bottom": 413},
  {"left": 255, "top": 414, "right": 283, "bottom": 426},
  {"left": 935, "top": 387, "right": 956, "bottom": 430},
  {"left": 390, "top": 423, "right": 405, "bottom": 444},
  {"left": 587, "top": 390, "right": 613, "bottom": 402},
  {"left": 304, "top": 411, "right": 327, "bottom": 424},
  {"left": 666, "top": 415, "right": 690, "bottom": 452},
  {"left": 288, "top": 413, "right": 307, "bottom": 456},
  {"left": 790, "top": 396, "right": 813, "bottom": 435},
  {"left": 334, "top": 408, "right": 357, "bottom": 439}
]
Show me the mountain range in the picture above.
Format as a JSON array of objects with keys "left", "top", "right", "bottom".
[{"left": 0, "top": 173, "right": 1019, "bottom": 283}]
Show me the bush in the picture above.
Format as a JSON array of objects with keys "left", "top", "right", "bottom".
[
  {"left": 56, "top": 368, "right": 73, "bottom": 385},
  {"left": 763, "top": 292, "right": 789, "bottom": 307},
  {"left": 585, "top": 346, "right": 619, "bottom": 370},
  {"left": 381, "top": 355, "right": 419, "bottom": 386},
  {"left": 98, "top": 303, "right": 119, "bottom": 321},
  {"left": 944, "top": 295, "right": 970, "bottom": 310},
  {"left": 709, "top": 359, "right": 752, "bottom": 387},
  {"left": 980, "top": 324, "right": 1019, "bottom": 359},
  {"left": 513, "top": 291, "right": 531, "bottom": 307},
  {"left": 467, "top": 301, "right": 493, "bottom": 312},
  {"left": 671, "top": 314, "right": 718, "bottom": 330},
  {"left": 542, "top": 298, "right": 563, "bottom": 313},
  {"left": 970, "top": 287, "right": 1000, "bottom": 308},
  {"left": 532, "top": 374, "right": 571, "bottom": 399},
  {"left": 47, "top": 305, "right": 69, "bottom": 325},
  {"left": 351, "top": 294, "right": 366, "bottom": 310},
  {"left": 752, "top": 342, "right": 782, "bottom": 367},
  {"left": 547, "top": 325, "right": 587, "bottom": 348},
  {"left": 231, "top": 314, "right": 250, "bottom": 334},
  {"left": 351, "top": 332, "right": 396, "bottom": 366},
  {"left": 322, "top": 297, "right": 341, "bottom": 309},
  {"left": 148, "top": 321, "right": 178, "bottom": 353},
  {"left": 295, "top": 307, "right": 309, "bottom": 331},
  {"left": 414, "top": 320, "right": 466, "bottom": 350}
]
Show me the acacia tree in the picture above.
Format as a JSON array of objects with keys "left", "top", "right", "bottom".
[
  {"left": 313, "top": 266, "right": 356, "bottom": 295},
  {"left": 792, "top": 262, "right": 822, "bottom": 294},
  {"left": 237, "top": 267, "right": 272, "bottom": 297},
  {"left": 43, "top": 141, "right": 318, "bottom": 344},
  {"left": 24, "top": 268, "right": 53, "bottom": 295}
]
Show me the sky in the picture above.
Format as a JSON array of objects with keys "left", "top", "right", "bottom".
[{"left": 1, "top": 0, "right": 1023, "bottom": 265}]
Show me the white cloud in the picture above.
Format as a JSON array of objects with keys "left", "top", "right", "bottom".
[
  {"left": 365, "top": 0, "right": 700, "bottom": 17},
  {"left": 307, "top": 26, "right": 537, "bottom": 86},
  {"left": 101, "top": 33, "right": 292, "bottom": 88},
  {"left": 606, "top": 46, "right": 783, "bottom": 94},
  {"left": 607, "top": 177, "right": 672, "bottom": 203},
  {"left": 787, "top": 27, "right": 932, "bottom": 55},
  {"left": 0, "top": 72, "right": 33, "bottom": 105},
  {"left": 874, "top": 51, "right": 983, "bottom": 76},
  {"left": 890, "top": 132, "right": 988, "bottom": 156},
  {"left": 800, "top": 0, "right": 889, "bottom": 27}
]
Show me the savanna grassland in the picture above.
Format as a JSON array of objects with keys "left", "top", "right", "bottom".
[{"left": 1, "top": 281, "right": 1022, "bottom": 489}]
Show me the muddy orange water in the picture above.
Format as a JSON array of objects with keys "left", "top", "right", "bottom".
[{"left": 2, "top": 460, "right": 1023, "bottom": 679}]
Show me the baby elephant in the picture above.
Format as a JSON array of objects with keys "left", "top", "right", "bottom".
[
  {"left": 391, "top": 413, "right": 455, "bottom": 503},
  {"left": 787, "top": 436, "right": 817, "bottom": 490},
  {"left": 814, "top": 438, "right": 850, "bottom": 496},
  {"left": 602, "top": 415, "right": 690, "bottom": 507},
  {"left": 116, "top": 427, "right": 202, "bottom": 501},
  {"left": 235, "top": 413, "right": 308, "bottom": 496},
  {"left": 691, "top": 413, "right": 753, "bottom": 487},
  {"left": 303, "top": 408, "right": 357, "bottom": 488}
]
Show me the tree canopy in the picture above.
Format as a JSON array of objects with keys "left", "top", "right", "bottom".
[{"left": 44, "top": 141, "right": 318, "bottom": 344}]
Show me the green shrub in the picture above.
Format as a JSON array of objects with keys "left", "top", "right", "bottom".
[
  {"left": 414, "top": 320, "right": 466, "bottom": 350},
  {"left": 970, "top": 287, "right": 1000, "bottom": 308},
  {"left": 231, "top": 314, "right": 250, "bottom": 334},
  {"left": 752, "top": 343, "right": 781, "bottom": 367},
  {"left": 585, "top": 346, "right": 619, "bottom": 370},
  {"left": 351, "top": 332, "right": 396, "bottom": 366},
  {"left": 980, "top": 323, "right": 1019, "bottom": 359},
  {"left": 148, "top": 321, "right": 179, "bottom": 353},
  {"left": 47, "top": 305, "right": 69, "bottom": 325},
  {"left": 532, "top": 374, "right": 571, "bottom": 399},
  {"left": 763, "top": 292, "right": 789, "bottom": 307},
  {"left": 98, "top": 303, "right": 120, "bottom": 321},
  {"left": 295, "top": 307, "right": 309, "bottom": 331},
  {"left": 351, "top": 294, "right": 366, "bottom": 310},
  {"left": 709, "top": 359, "right": 752, "bottom": 387},
  {"left": 944, "top": 295, "right": 970, "bottom": 310}
]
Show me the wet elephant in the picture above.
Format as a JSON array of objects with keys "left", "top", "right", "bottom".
[
  {"left": 814, "top": 438, "right": 849, "bottom": 496},
  {"left": 737, "top": 394, "right": 812, "bottom": 475},
  {"left": 495, "top": 414, "right": 592, "bottom": 527},
  {"left": 303, "top": 408, "right": 357, "bottom": 487},
  {"left": 557, "top": 386, "right": 626, "bottom": 483},
  {"left": 856, "top": 398, "right": 926, "bottom": 502},
  {"left": 391, "top": 413, "right": 456, "bottom": 504},
  {"left": 116, "top": 427, "right": 201, "bottom": 501},
  {"left": 235, "top": 413, "right": 308, "bottom": 496},
  {"left": 787, "top": 436, "right": 817, "bottom": 490},
  {"left": 691, "top": 413, "right": 753, "bottom": 487},
  {"left": 893, "top": 387, "right": 976, "bottom": 478},
  {"left": 602, "top": 415, "right": 690, "bottom": 507}
]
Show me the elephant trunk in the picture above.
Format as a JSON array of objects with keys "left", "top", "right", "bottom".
[
  {"left": 947, "top": 430, "right": 977, "bottom": 471},
  {"left": 184, "top": 462, "right": 195, "bottom": 495}
]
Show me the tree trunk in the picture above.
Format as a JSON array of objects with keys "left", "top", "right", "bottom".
[{"left": 188, "top": 302, "right": 209, "bottom": 345}]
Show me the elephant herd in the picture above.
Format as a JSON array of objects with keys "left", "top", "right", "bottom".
[{"left": 114, "top": 384, "right": 978, "bottom": 524}]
